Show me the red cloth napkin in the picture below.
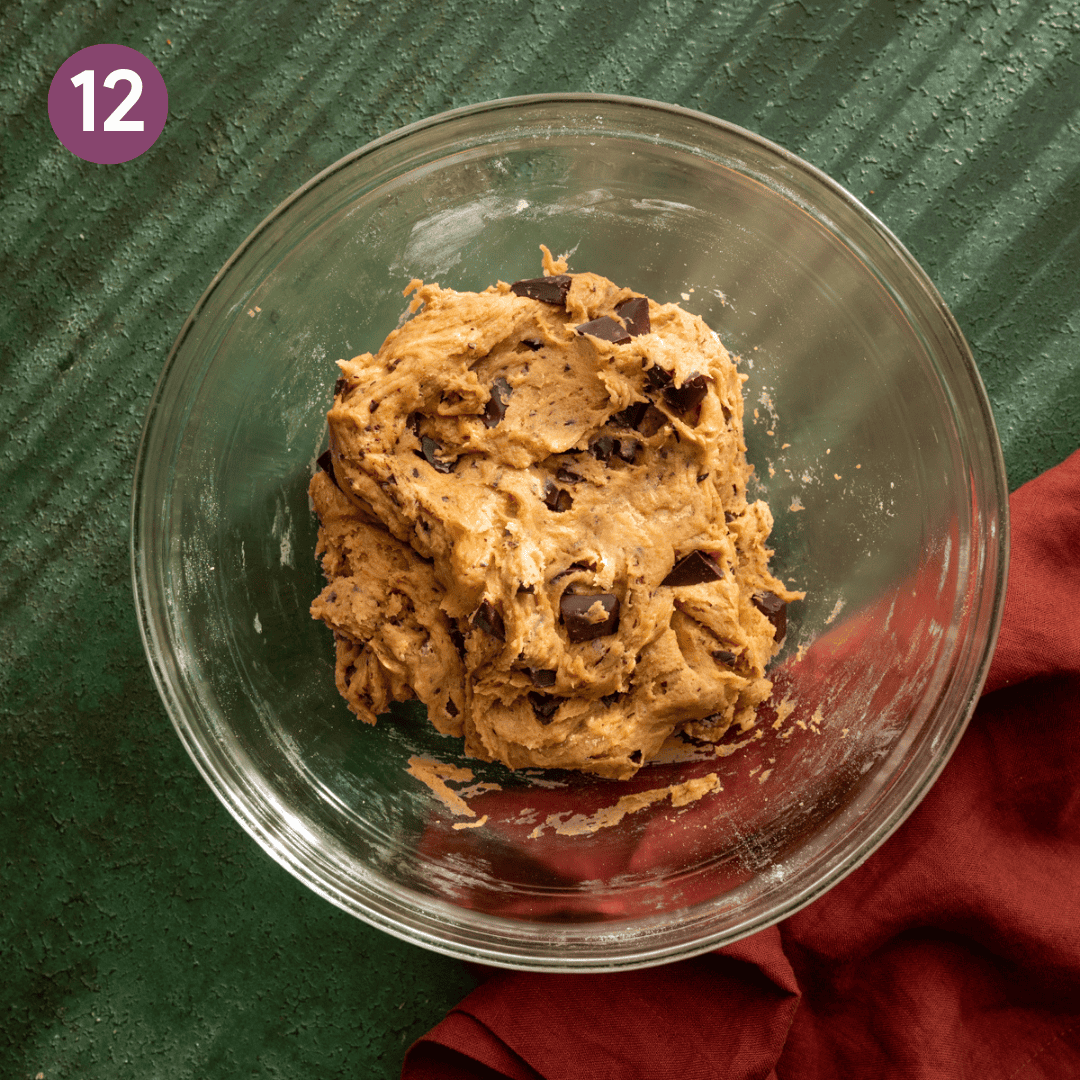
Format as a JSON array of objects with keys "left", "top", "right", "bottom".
[{"left": 403, "top": 449, "right": 1080, "bottom": 1080}]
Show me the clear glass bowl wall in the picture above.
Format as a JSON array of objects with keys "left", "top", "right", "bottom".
[{"left": 132, "top": 95, "right": 1007, "bottom": 971}]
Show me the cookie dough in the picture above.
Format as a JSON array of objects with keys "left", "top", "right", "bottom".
[{"left": 309, "top": 247, "right": 801, "bottom": 780}]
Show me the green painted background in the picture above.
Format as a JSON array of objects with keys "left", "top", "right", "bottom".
[{"left": 1, "top": 1, "right": 1078, "bottom": 1077}]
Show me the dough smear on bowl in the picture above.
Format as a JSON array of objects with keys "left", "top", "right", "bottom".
[{"left": 309, "top": 247, "right": 802, "bottom": 780}]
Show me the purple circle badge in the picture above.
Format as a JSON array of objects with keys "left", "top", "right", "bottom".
[{"left": 48, "top": 44, "right": 168, "bottom": 164}]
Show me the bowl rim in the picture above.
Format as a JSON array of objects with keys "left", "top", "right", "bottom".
[{"left": 130, "top": 91, "right": 1010, "bottom": 971}]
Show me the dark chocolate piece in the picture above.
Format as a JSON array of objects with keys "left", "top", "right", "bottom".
[
  {"left": 525, "top": 667, "right": 557, "bottom": 688},
  {"left": 645, "top": 365, "right": 673, "bottom": 392},
  {"left": 406, "top": 411, "right": 422, "bottom": 436},
  {"left": 575, "top": 315, "right": 631, "bottom": 345},
  {"left": 520, "top": 338, "right": 543, "bottom": 351},
  {"left": 613, "top": 438, "right": 640, "bottom": 463},
  {"left": 510, "top": 275, "right": 572, "bottom": 305},
  {"left": 615, "top": 296, "right": 650, "bottom": 337},
  {"left": 482, "top": 377, "right": 512, "bottom": 428},
  {"left": 550, "top": 560, "right": 597, "bottom": 585},
  {"left": 334, "top": 376, "right": 349, "bottom": 397},
  {"left": 417, "top": 436, "right": 456, "bottom": 474},
  {"left": 712, "top": 649, "right": 738, "bottom": 666},
  {"left": 528, "top": 692, "right": 561, "bottom": 721},
  {"left": 555, "top": 467, "right": 582, "bottom": 484},
  {"left": 662, "top": 550, "right": 723, "bottom": 587},
  {"left": 560, "top": 593, "right": 619, "bottom": 643},
  {"left": 611, "top": 401, "right": 648, "bottom": 429},
  {"left": 664, "top": 373, "right": 712, "bottom": 417},
  {"left": 542, "top": 480, "right": 573, "bottom": 513},
  {"left": 316, "top": 449, "right": 343, "bottom": 490},
  {"left": 637, "top": 405, "right": 668, "bottom": 437},
  {"left": 752, "top": 591, "right": 788, "bottom": 640},
  {"left": 471, "top": 600, "right": 505, "bottom": 641},
  {"left": 589, "top": 435, "right": 615, "bottom": 461},
  {"left": 446, "top": 699, "right": 459, "bottom": 717}
]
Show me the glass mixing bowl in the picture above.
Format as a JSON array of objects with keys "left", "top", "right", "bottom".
[{"left": 132, "top": 94, "right": 1007, "bottom": 971}]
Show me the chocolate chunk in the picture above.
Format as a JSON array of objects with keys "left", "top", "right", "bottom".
[
  {"left": 555, "top": 467, "right": 582, "bottom": 484},
  {"left": 510, "top": 275, "right": 572, "bottom": 305},
  {"left": 664, "top": 373, "right": 712, "bottom": 417},
  {"left": 560, "top": 593, "right": 619, "bottom": 643},
  {"left": 589, "top": 435, "right": 615, "bottom": 461},
  {"left": 613, "top": 438, "right": 640, "bottom": 463},
  {"left": 637, "top": 405, "right": 668, "bottom": 437},
  {"left": 662, "top": 551, "right": 723, "bottom": 587},
  {"left": 645, "top": 365, "right": 673, "bottom": 392},
  {"left": 525, "top": 667, "right": 557, "bottom": 688},
  {"left": 446, "top": 699, "right": 459, "bottom": 717},
  {"left": 406, "top": 411, "right": 422, "bottom": 436},
  {"left": 542, "top": 480, "right": 573, "bottom": 513},
  {"left": 550, "top": 560, "right": 597, "bottom": 584},
  {"left": 483, "top": 377, "right": 512, "bottom": 428},
  {"left": 334, "top": 376, "right": 349, "bottom": 397},
  {"left": 520, "top": 338, "right": 543, "bottom": 351},
  {"left": 611, "top": 401, "right": 648, "bottom": 430},
  {"left": 528, "top": 692, "right": 561, "bottom": 721},
  {"left": 316, "top": 449, "right": 343, "bottom": 490},
  {"left": 752, "top": 591, "right": 788, "bottom": 640},
  {"left": 615, "top": 296, "right": 650, "bottom": 337},
  {"left": 575, "top": 315, "right": 631, "bottom": 345},
  {"left": 417, "top": 435, "right": 456, "bottom": 473},
  {"left": 471, "top": 600, "right": 505, "bottom": 641},
  {"left": 712, "top": 649, "right": 738, "bottom": 666}
]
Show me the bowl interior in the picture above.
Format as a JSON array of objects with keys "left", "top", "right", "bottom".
[{"left": 133, "top": 96, "right": 1006, "bottom": 970}]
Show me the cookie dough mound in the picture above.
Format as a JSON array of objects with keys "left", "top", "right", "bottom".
[{"left": 310, "top": 248, "right": 801, "bottom": 780}]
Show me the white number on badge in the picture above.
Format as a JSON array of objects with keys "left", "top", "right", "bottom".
[{"left": 69, "top": 68, "right": 145, "bottom": 133}]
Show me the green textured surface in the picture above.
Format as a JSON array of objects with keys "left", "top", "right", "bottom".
[{"left": 1, "top": 1, "right": 1078, "bottom": 1077}]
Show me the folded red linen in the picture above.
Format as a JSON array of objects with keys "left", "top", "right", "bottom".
[{"left": 404, "top": 449, "right": 1080, "bottom": 1080}]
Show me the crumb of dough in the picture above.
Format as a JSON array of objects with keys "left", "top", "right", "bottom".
[
  {"left": 406, "top": 755, "right": 476, "bottom": 817},
  {"left": 310, "top": 247, "right": 802, "bottom": 779},
  {"left": 714, "top": 725, "right": 764, "bottom": 756},
  {"left": 452, "top": 815, "right": 489, "bottom": 830},
  {"left": 824, "top": 598, "right": 845, "bottom": 625},
  {"left": 458, "top": 781, "right": 503, "bottom": 800},
  {"left": 771, "top": 697, "right": 796, "bottom": 729},
  {"left": 528, "top": 773, "right": 722, "bottom": 837}
]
